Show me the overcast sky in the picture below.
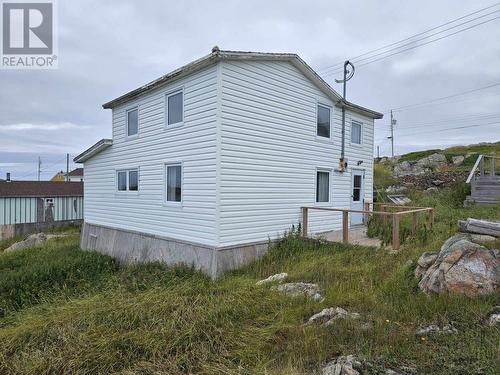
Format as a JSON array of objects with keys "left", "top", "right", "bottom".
[{"left": 1, "top": 0, "right": 499, "bottom": 180}]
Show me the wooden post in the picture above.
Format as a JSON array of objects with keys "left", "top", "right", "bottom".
[
  {"left": 480, "top": 157, "right": 485, "bottom": 176},
  {"left": 412, "top": 212, "right": 418, "bottom": 235},
  {"left": 364, "top": 202, "right": 370, "bottom": 224},
  {"left": 302, "top": 207, "right": 308, "bottom": 237},
  {"left": 392, "top": 213, "right": 400, "bottom": 251},
  {"left": 342, "top": 210, "right": 349, "bottom": 244},
  {"left": 490, "top": 157, "right": 495, "bottom": 177},
  {"left": 428, "top": 208, "right": 434, "bottom": 229},
  {"left": 381, "top": 205, "right": 388, "bottom": 225}
]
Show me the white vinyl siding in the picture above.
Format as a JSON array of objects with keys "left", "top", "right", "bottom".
[
  {"left": 218, "top": 60, "right": 374, "bottom": 247},
  {"left": 83, "top": 65, "right": 218, "bottom": 246}
]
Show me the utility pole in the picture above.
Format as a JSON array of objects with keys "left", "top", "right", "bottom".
[
  {"left": 377, "top": 145, "right": 380, "bottom": 160},
  {"left": 388, "top": 110, "right": 397, "bottom": 158},
  {"left": 66, "top": 153, "right": 70, "bottom": 182},
  {"left": 37, "top": 157, "right": 41, "bottom": 181}
]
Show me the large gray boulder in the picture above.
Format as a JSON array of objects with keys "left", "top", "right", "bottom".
[
  {"left": 416, "top": 234, "right": 499, "bottom": 296},
  {"left": 273, "top": 282, "right": 324, "bottom": 301},
  {"left": 393, "top": 153, "right": 447, "bottom": 177},
  {"left": 4, "top": 233, "right": 66, "bottom": 253},
  {"left": 415, "top": 153, "right": 447, "bottom": 169}
]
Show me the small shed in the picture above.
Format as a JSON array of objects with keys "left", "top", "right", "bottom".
[{"left": 0, "top": 181, "right": 84, "bottom": 225}]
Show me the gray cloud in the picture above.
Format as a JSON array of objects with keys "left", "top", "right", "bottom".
[{"left": 1, "top": 0, "right": 499, "bottom": 180}]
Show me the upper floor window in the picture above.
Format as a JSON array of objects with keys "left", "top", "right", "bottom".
[
  {"left": 317, "top": 105, "right": 330, "bottom": 138},
  {"left": 117, "top": 169, "right": 138, "bottom": 191},
  {"left": 316, "top": 170, "right": 330, "bottom": 203},
  {"left": 166, "top": 164, "right": 182, "bottom": 202},
  {"left": 351, "top": 120, "right": 362, "bottom": 144},
  {"left": 166, "top": 90, "right": 183, "bottom": 126},
  {"left": 127, "top": 108, "right": 138, "bottom": 137}
]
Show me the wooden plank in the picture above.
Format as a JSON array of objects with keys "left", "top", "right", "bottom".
[
  {"left": 392, "top": 214, "right": 400, "bottom": 251},
  {"left": 342, "top": 210, "right": 349, "bottom": 244},
  {"left": 428, "top": 208, "right": 434, "bottom": 229},
  {"left": 412, "top": 212, "right": 418, "bottom": 235},
  {"left": 302, "top": 207, "right": 308, "bottom": 237}
]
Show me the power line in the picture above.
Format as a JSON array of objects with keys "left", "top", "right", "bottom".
[
  {"left": 388, "top": 82, "right": 500, "bottom": 112},
  {"left": 318, "top": 2, "right": 500, "bottom": 74},
  {"left": 322, "top": 15, "right": 500, "bottom": 77},
  {"left": 396, "top": 122, "right": 500, "bottom": 137}
]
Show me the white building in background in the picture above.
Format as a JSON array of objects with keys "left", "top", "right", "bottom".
[{"left": 75, "top": 48, "right": 382, "bottom": 277}]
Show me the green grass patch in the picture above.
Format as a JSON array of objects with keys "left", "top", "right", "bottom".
[{"left": 0, "top": 192, "right": 498, "bottom": 374}]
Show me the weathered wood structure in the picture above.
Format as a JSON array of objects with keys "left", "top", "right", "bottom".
[{"left": 465, "top": 154, "right": 500, "bottom": 205}]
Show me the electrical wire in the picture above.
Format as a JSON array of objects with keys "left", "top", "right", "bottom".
[{"left": 318, "top": 2, "right": 500, "bottom": 73}]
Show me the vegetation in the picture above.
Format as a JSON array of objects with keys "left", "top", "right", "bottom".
[{"left": 0, "top": 189, "right": 498, "bottom": 374}]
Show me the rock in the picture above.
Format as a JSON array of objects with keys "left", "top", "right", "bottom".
[
  {"left": 256, "top": 272, "right": 288, "bottom": 285},
  {"left": 415, "top": 323, "right": 458, "bottom": 335},
  {"left": 452, "top": 155, "right": 465, "bottom": 166},
  {"left": 417, "top": 233, "right": 500, "bottom": 296},
  {"left": 486, "top": 306, "right": 500, "bottom": 326},
  {"left": 414, "top": 251, "right": 438, "bottom": 279},
  {"left": 431, "top": 179, "right": 445, "bottom": 187},
  {"left": 416, "top": 153, "right": 447, "bottom": 169},
  {"left": 465, "top": 152, "right": 478, "bottom": 159},
  {"left": 273, "top": 282, "right": 323, "bottom": 301},
  {"left": 4, "top": 233, "right": 66, "bottom": 253},
  {"left": 386, "top": 185, "right": 407, "bottom": 194},
  {"left": 307, "top": 307, "right": 360, "bottom": 325},
  {"left": 424, "top": 187, "right": 438, "bottom": 194},
  {"left": 322, "top": 355, "right": 361, "bottom": 375}
]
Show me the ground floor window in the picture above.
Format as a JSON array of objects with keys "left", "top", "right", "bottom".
[
  {"left": 316, "top": 170, "right": 330, "bottom": 203},
  {"left": 166, "top": 164, "right": 182, "bottom": 202},
  {"left": 117, "top": 169, "right": 139, "bottom": 191}
]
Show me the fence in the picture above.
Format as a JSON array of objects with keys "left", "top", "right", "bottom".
[
  {"left": 301, "top": 203, "right": 434, "bottom": 250},
  {"left": 0, "top": 196, "right": 84, "bottom": 225}
]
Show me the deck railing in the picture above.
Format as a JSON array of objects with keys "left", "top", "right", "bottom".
[
  {"left": 301, "top": 203, "right": 434, "bottom": 251},
  {"left": 466, "top": 154, "right": 500, "bottom": 184}
]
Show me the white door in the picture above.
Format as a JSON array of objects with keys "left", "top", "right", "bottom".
[{"left": 350, "top": 170, "right": 364, "bottom": 225}]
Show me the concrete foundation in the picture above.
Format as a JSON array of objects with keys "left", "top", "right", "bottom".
[
  {"left": 0, "top": 220, "right": 82, "bottom": 241},
  {"left": 81, "top": 222, "right": 270, "bottom": 278}
]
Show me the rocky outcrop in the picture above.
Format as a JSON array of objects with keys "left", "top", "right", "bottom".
[
  {"left": 256, "top": 273, "right": 288, "bottom": 285},
  {"left": 273, "top": 282, "right": 324, "bottom": 301},
  {"left": 322, "top": 355, "right": 361, "bottom": 375},
  {"left": 451, "top": 155, "right": 465, "bottom": 166},
  {"left": 415, "top": 323, "right": 458, "bottom": 335},
  {"left": 4, "top": 233, "right": 66, "bottom": 253},
  {"left": 393, "top": 153, "right": 447, "bottom": 177},
  {"left": 416, "top": 233, "right": 499, "bottom": 296},
  {"left": 307, "top": 307, "right": 360, "bottom": 326}
]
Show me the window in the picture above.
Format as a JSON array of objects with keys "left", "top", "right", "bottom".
[
  {"left": 317, "top": 105, "right": 330, "bottom": 138},
  {"left": 117, "top": 169, "right": 138, "bottom": 191},
  {"left": 166, "top": 164, "right": 182, "bottom": 202},
  {"left": 316, "top": 170, "right": 330, "bottom": 203},
  {"left": 166, "top": 90, "right": 183, "bottom": 126},
  {"left": 353, "top": 175, "right": 362, "bottom": 202},
  {"left": 351, "top": 121, "right": 362, "bottom": 144},
  {"left": 127, "top": 108, "right": 138, "bottom": 136}
]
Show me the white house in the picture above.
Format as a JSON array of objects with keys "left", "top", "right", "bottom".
[{"left": 75, "top": 48, "right": 382, "bottom": 277}]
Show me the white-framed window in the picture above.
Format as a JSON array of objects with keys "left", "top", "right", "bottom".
[
  {"left": 117, "top": 169, "right": 139, "bottom": 191},
  {"left": 316, "top": 169, "right": 330, "bottom": 203},
  {"left": 317, "top": 104, "right": 331, "bottom": 138},
  {"left": 166, "top": 164, "right": 182, "bottom": 203},
  {"left": 166, "top": 89, "right": 184, "bottom": 126},
  {"left": 126, "top": 107, "right": 139, "bottom": 137},
  {"left": 351, "top": 120, "right": 362, "bottom": 145}
]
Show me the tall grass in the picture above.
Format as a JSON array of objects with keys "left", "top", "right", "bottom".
[{"left": 0, "top": 189, "right": 498, "bottom": 374}]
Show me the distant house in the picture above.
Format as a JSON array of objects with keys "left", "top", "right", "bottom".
[
  {"left": 0, "top": 181, "right": 84, "bottom": 239},
  {"left": 66, "top": 168, "right": 84, "bottom": 182},
  {"left": 75, "top": 48, "right": 382, "bottom": 277},
  {"left": 51, "top": 171, "right": 65, "bottom": 182}
]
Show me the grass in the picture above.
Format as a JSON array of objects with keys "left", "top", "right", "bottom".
[{"left": 0, "top": 190, "right": 498, "bottom": 374}]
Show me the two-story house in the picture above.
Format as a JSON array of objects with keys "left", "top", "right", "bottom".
[{"left": 75, "top": 48, "right": 383, "bottom": 277}]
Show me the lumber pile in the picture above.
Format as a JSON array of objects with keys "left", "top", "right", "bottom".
[{"left": 458, "top": 218, "right": 500, "bottom": 237}]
